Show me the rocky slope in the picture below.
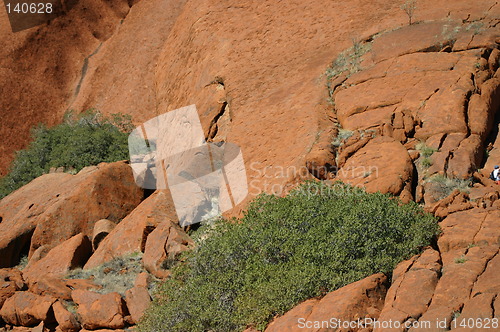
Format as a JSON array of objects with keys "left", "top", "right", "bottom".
[{"left": 0, "top": 0, "right": 499, "bottom": 331}]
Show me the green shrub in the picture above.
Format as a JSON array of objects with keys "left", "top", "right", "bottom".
[
  {"left": 421, "top": 157, "right": 433, "bottom": 168},
  {"left": 416, "top": 142, "right": 437, "bottom": 158},
  {"left": 0, "top": 110, "right": 133, "bottom": 199},
  {"left": 66, "top": 252, "right": 147, "bottom": 296},
  {"left": 140, "top": 181, "right": 438, "bottom": 332},
  {"left": 15, "top": 255, "right": 29, "bottom": 271},
  {"left": 332, "top": 128, "right": 354, "bottom": 147},
  {"left": 426, "top": 174, "right": 472, "bottom": 200},
  {"left": 326, "top": 39, "right": 371, "bottom": 99},
  {"left": 454, "top": 255, "right": 467, "bottom": 264}
]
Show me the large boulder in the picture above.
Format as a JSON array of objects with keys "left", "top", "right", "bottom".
[
  {"left": 142, "top": 221, "right": 193, "bottom": 279},
  {"left": 337, "top": 136, "right": 413, "bottom": 196},
  {"left": 23, "top": 233, "right": 92, "bottom": 283},
  {"left": 27, "top": 277, "right": 98, "bottom": 302},
  {"left": 71, "top": 290, "right": 127, "bottom": 330},
  {"left": 265, "top": 273, "right": 388, "bottom": 331},
  {"left": 438, "top": 209, "right": 500, "bottom": 252},
  {"left": 0, "top": 292, "right": 55, "bottom": 326},
  {"left": 375, "top": 249, "right": 441, "bottom": 331},
  {"left": 84, "top": 190, "right": 177, "bottom": 269},
  {"left": 92, "top": 219, "right": 116, "bottom": 251},
  {"left": 0, "top": 269, "right": 25, "bottom": 311},
  {"left": 124, "top": 285, "right": 151, "bottom": 324},
  {"left": 0, "top": 161, "right": 143, "bottom": 268},
  {"left": 52, "top": 301, "right": 80, "bottom": 332}
]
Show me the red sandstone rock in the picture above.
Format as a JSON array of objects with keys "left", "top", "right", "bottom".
[
  {"left": 337, "top": 136, "right": 413, "bottom": 196},
  {"left": 416, "top": 245, "right": 498, "bottom": 330},
  {"left": 447, "top": 134, "right": 483, "bottom": 179},
  {"left": 0, "top": 161, "right": 143, "bottom": 268},
  {"left": 0, "top": 269, "right": 25, "bottom": 312},
  {"left": 0, "top": 0, "right": 135, "bottom": 175},
  {"left": 124, "top": 285, "right": 151, "bottom": 324},
  {"left": 85, "top": 190, "right": 177, "bottom": 269},
  {"left": 375, "top": 249, "right": 441, "bottom": 331},
  {"left": 142, "top": 221, "right": 193, "bottom": 278},
  {"left": 92, "top": 219, "right": 116, "bottom": 251},
  {"left": 438, "top": 209, "right": 500, "bottom": 252},
  {"left": 72, "top": 290, "right": 127, "bottom": 330},
  {"left": 23, "top": 233, "right": 92, "bottom": 283},
  {"left": 0, "top": 292, "right": 55, "bottom": 326},
  {"left": 266, "top": 273, "right": 388, "bottom": 332},
  {"left": 52, "top": 301, "right": 80, "bottom": 332},
  {"left": 27, "top": 277, "right": 98, "bottom": 302},
  {"left": 468, "top": 78, "right": 500, "bottom": 139}
]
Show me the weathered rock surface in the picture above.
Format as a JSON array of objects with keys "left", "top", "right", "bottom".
[
  {"left": 92, "top": 219, "right": 116, "bottom": 251},
  {"left": 72, "top": 290, "right": 127, "bottom": 330},
  {"left": 0, "top": 269, "right": 25, "bottom": 311},
  {"left": 0, "top": 0, "right": 135, "bottom": 176},
  {"left": 0, "top": 292, "right": 55, "bottom": 326},
  {"left": 438, "top": 209, "right": 500, "bottom": 252},
  {"left": 52, "top": 301, "right": 80, "bottom": 332},
  {"left": 337, "top": 136, "right": 413, "bottom": 196},
  {"left": 124, "top": 284, "right": 151, "bottom": 324},
  {"left": 23, "top": 233, "right": 92, "bottom": 283},
  {"left": 266, "top": 273, "right": 388, "bottom": 332},
  {"left": 142, "top": 221, "right": 193, "bottom": 279},
  {"left": 0, "top": 161, "right": 143, "bottom": 268},
  {"left": 0, "top": 1, "right": 499, "bottom": 332},
  {"left": 27, "top": 277, "right": 98, "bottom": 302},
  {"left": 372, "top": 207, "right": 500, "bottom": 331},
  {"left": 84, "top": 190, "right": 177, "bottom": 269}
]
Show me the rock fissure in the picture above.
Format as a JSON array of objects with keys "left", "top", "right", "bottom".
[
  {"left": 471, "top": 212, "right": 490, "bottom": 243},
  {"left": 73, "top": 43, "right": 103, "bottom": 99},
  {"left": 469, "top": 249, "right": 500, "bottom": 295},
  {"left": 206, "top": 101, "right": 229, "bottom": 142}
]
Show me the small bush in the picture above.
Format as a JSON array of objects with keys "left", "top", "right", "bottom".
[
  {"left": 401, "top": 0, "right": 417, "bottom": 25},
  {"left": 421, "top": 157, "right": 433, "bottom": 168},
  {"left": 66, "top": 252, "right": 146, "bottom": 296},
  {"left": 326, "top": 40, "right": 371, "bottom": 99},
  {"left": 426, "top": 174, "right": 472, "bottom": 200},
  {"left": 454, "top": 255, "right": 467, "bottom": 264},
  {"left": 416, "top": 142, "right": 437, "bottom": 158},
  {"left": 15, "top": 255, "right": 29, "bottom": 271},
  {"left": 140, "top": 181, "right": 438, "bottom": 332},
  {"left": 0, "top": 110, "right": 133, "bottom": 199},
  {"left": 332, "top": 128, "right": 354, "bottom": 147}
]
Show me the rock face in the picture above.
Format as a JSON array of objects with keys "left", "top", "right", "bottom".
[
  {"left": 52, "top": 301, "right": 80, "bottom": 332},
  {"left": 331, "top": 18, "right": 500, "bottom": 182},
  {"left": 0, "top": 161, "right": 143, "bottom": 268},
  {"left": 265, "top": 273, "right": 388, "bottom": 332},
  {"left": 124, "top": 284, "right": 151, "bottom": 324},
  {"left": 0, "top": 1, "right": 499, "bottom": 332},
  {"left": 0, "top": 0, "right": 133, "bottom": 176},
  {"left": 373, "top": 208, "right": 500, "bottom": 331}
]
